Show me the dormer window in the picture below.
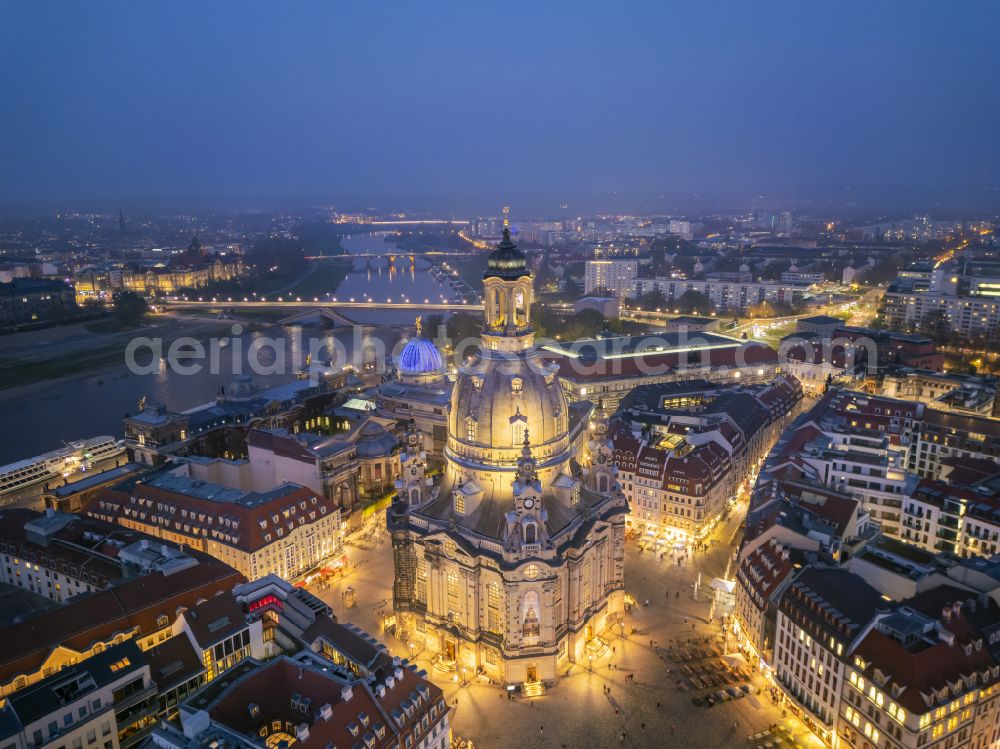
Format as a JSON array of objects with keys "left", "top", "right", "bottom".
[{"left": 511, "top": 417, "right": 527, "bottom": 447}]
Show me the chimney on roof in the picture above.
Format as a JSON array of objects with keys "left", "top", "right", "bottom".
[
  {"left": 393, "top": 667, "right": 404, "bottom": 681},
  {"left": 319, "top": 703, "right": 332, "bottom": 721},
  {"left": 341, "top": 685, "right": 353, "bottom": 703}
]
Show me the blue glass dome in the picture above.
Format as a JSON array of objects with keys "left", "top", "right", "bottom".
[{"left": 398, "top": 337, "right": 443, "bottom": 375}]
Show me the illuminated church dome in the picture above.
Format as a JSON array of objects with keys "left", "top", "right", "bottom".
[
  {"left": 399, "top": 336, "right": 443, "bottom": 375},
  {"left": 397, "top": 320, "right": 445, "bottom": 386}
]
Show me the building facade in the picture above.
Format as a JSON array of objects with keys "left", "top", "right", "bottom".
[
  {"left": 630, "top": 276, "right": 809, "bottom": 311},
  {"left": 88, "top": 467, "right": 342, "bottom": 582},
  {"left": 611, "top": 376, "right": 803, "bottom": 543},
  {"left": 0, "top": 279, "right": 77, "bottom": 325},
  {"left": 584, "top": 259, "right": 638, "bottom": 298},
  {"left": 388, "top": 229, "right": 629, "bottom": 689}
]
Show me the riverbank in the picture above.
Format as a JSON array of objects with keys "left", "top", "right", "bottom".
[{"left": 0, "top": 314, "right": 244, "bottom": 391}]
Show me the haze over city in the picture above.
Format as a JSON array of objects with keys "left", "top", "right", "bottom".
[
  {"left": 1, "top": 4, "right": 1000, "bottom": 749},
  {"left": 1, "top": 1, "right": 999, "bottom": 214}
]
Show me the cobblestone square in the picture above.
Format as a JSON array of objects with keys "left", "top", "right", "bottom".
[{"left": 313, "top": 509, "right": 822, "bottom": 749}]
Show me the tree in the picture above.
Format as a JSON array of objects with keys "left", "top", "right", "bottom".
[
  {"left": 81, "top": 298, "right": 105, "bottom": 314},
  {"left": 112, "top": 290, "right": 148, "bottom": 327},
  {"left": 561, "top": 309, "right": 606, "bottom": 340},
  {"left": 636, "top": 289, "right": 667, "bottom": 310},
  {"left": 757, "top": 259, "right": 792, "bottom": 281},
  {"left": 746, "top": 300, "right": 776, "bottom": 319},
  {"left": 919, "top": 309, "right": 950, "bottom": 343},
  {"left": 559, "top": 275, "right": 581, "bottom": 301},
  {"left": 746, "top": 299, "right": 795, "bottom": 318},
  {"left": 676, "top": 290, "right": 713, "bottom": 316},
  {"left": 246, "top": 238, "right": 308, "bottom": 281},
  {"left": 421, "top": 313, "right": 445, "bottom": 340},
  {"left": 446, "top": 311, "right": 481, "bottom": 346},
  {"left": 861, "top": 253, "right": 905, "bottom": 286}
]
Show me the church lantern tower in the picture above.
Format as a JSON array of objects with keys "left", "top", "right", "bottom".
[{"left": 482, "top": 227, "right": 534, "bottom": 353}]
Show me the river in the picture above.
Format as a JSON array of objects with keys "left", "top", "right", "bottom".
[
  {"left": 336, "top": 232, "right": 470, "bottom": 325},
  {"left": 0, "top": 232, "right": 464, "bottom": 465}
]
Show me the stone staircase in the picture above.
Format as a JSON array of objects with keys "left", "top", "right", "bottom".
[
  {"left": 432, "top": 656, "right": 457, "bottom": 674},
  {"left": 522, "top": 680, "right": 545, "bottom": 698}
]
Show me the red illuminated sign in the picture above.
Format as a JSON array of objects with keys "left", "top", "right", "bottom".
[{"left": 249, "top": 594, "right": 284, "bottom": 612}]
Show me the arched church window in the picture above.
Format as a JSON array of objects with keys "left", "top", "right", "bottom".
[
  {"left": 466, "top": 418, "right": 477, "bottom": 443},
  {"left": 521, "top": 591, "right": 541, "bottom": 638},
  {"left": 524, "top": 521, "right": 537, "bottom": 544}
]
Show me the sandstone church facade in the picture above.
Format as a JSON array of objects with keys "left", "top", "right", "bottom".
[{"left": 388, "top": 227, "right": 628, "bottom": 689}]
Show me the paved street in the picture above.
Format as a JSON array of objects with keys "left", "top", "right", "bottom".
[{"left": 311, "top": 509, "right": 819, "bottom": 749}]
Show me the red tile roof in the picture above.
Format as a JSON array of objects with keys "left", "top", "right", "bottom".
[{"left": 0, "top": 560, "right": 243, "bottom": 687}]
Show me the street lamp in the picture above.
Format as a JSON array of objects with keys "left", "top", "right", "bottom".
[{"left": 588, "top": 654, "right": 594, "bottom": 672}]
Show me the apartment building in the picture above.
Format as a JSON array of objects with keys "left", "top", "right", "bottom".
[
  {"left": 838, "top": 590, "right": 1000, "bottom": 749},
  {"left": 611, "top": 376, "right": 802, "bottom": 541},
  {"left": 584, "top": 259, "right": 638, "bottom": 298},
  {"left": 89, "top": 467, "right": 343, "bottom": 582},
  {"left": 0, "top": 641, "right": 158, "bottom": 749},
  {"left": 0, "top": 509, "right": 201, "bottom": 604},
  {"left": 774, "top": 567, "right": 886, "bottom": 746},
  {"left": 630, "top": 276, "right": 809, "bottom": 311}
]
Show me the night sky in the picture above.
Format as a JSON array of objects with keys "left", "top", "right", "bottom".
[{"left": 1, "top": 1, "right": 998, "bottom": 214}]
